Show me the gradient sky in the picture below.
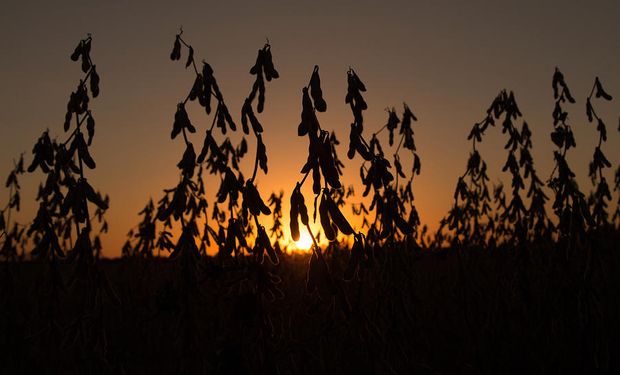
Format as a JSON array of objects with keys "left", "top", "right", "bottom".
[{"left": 1, "top": 0, "right": 619, "bottom": 257}]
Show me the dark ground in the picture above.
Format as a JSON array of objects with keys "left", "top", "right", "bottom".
[{"left": 1, "top": 233, "right": 620, "bottom": 374}]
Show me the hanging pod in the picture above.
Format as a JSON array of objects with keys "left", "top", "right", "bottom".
[
  {"left": 177, "top": 142, "right": 196, "bottom": 179},
  {"left": 318, "top": 132, "right": 341, "bottom": 189},
  {"left": 171, "top": 103, "right": 195, "bottom": 139},
  {"left": 170, "top": 35, "right": 181, "bottom": 61},
  {"left": 309, "top": 66, "right": 327, "bottom": 112},
  {"left": 263, "top": 45, "right": 279, "bottom": 81},
  {"left": 90, "top": 66, "right": 100, "bottom": 98},
  {"left": 319, "top": 193, "right": 335, "bottom": 241},
  {"left": 185, "top": 46, "right": 194, "bottom": 68},
  {"left": 289, "top": 186, "right": 309, "bottom": 241},
  {"left": 326, "top": 192, "right": 354, "bottom": 235},
  {"left": 594, "top": 77, "right": 613, "bottom": 101},
  {"left": 243, "top": 180, "right": 271, "bottom": 216},
  {"left": 256, "top": 135, "right": 268, "bottom": 173},
  {"left": 70, "top": 41, "right": 83, "bottom": 61}
]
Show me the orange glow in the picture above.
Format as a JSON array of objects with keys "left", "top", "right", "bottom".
[
  {"left": 293, "top": 232, "right": 313, "bottom": 252},
  {"left": 1, "top": 2, "right": 619, "bottom": 259}
]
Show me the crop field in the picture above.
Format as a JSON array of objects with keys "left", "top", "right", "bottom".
[
  {"left": 1, "top": 32, "right": 620, "bottom": 374},
  {"left": 3, "top": 237, "right": 620, "bottom": 374}
]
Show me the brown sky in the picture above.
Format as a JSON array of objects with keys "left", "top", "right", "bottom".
[{"left": 1, "top": 0, "right": 619, "bottom": 257}]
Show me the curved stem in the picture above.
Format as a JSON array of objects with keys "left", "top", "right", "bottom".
[
  {"left": 372, "top": 123, "right": 388, "bottom": 137},
  {"left": 394, "top": 132, "right": 405, "bottom": 155},
  {"left": 250, "top": 140, "right": 260, "bottom": 183},
  {"left": 298, "top": 169, "right": 311, "bottom": 188},
  {"left": 305, "top": 223, "right": 321, "bottom": 257},
  {"left": 181, "top": 127, "right": 189, "bottom": 146}
]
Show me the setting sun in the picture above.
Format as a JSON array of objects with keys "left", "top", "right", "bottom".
[
  {"left": 2, "top": 1, "right": 620, "bottom": 372},
  {"left": 294, "top": 232, "right": 314, "bottom": 252}
]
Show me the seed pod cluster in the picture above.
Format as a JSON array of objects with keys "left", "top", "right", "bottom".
[
  {"left": 220, "top": 218, "right": 248, "bottom": 258},
  {"left": 551, "top": 68, "right": 574, "bottom": 101},
  {"left": 361, "top": 157, "right": 394, "bottom": 197},
  {"left": 196, "top": 130, "right": 224, "bottom": 164},
  {"left": 2, "top": 159, "right": 23, "bottom": 219},
  {"left": 202, "top": 63, "right": 223, "bottom": 114},
  {"left": 301, "top": 131, "right": 342, "bottom": 192},
  {"left": 519, "top": 122, "right": 551, "bottom": 239},
  {"left": 156, "top": 180, "right": 203, "bottom": 226},
  {"left": 249, "top": 44, "right": 279, "bottom": 81},
  {"left": 373, "top": 189, "right": 412, "bottom": 239},
  {"left": 171, "top": 103, "right": 196, "bottom": 139},
  {"left": 66, "top": 129, "right": 97, "bottom": 170},
  {"left": 548, "top": 68, "right": 593, "bottom": 239},
  {"left": 64, "top": 41, "right": 100, "bottom": 135},
  {"left": 165, "top": 33, "right": 253, "bottom": 269},
  {"left": 29, "top": 204, "right": 64, "bottom": 259},
  {"left": 177, "top": 142, "right": 197, "bottom": 179},
  {"left": 298, "top": 87, "right": 320, "bottom": 138},
  {"left": 253, "top": 225, "right": 279, "bottom": 265},
  {"left": 64, "top": 84, "right": 89, "bottom": 131},
  {"left": 243, "top": 180, "right": 271, "bottom": 216},
  {"left": 386, "top": 108, "right": 400, "bottom": 146},
  {"left": 237, "top": 42, "right": 278, "bottom": 220},
  {"left": 24, "top": 37, "right": 117, "bottom": 330},
  {"left": 180, "top": 46, "right": 225, "bottom": 117},
  {"left": 248, "top": 43, "right": 279, "bottom": 114},
  {"left": 550, "top": 126, "right": 576, "bottom": 149},
  {"left": 60, "top": 178, "right": 108, "bottom": 224},
  {"left": 347, "top": 123, "right": 372, "bottom": 161},
  {"left": 215, "top": 102, "right": 237, "bottom": 135},
  {"left": 586, "top": 76, "right": 614, "bottom": 226},
  {"left": 216, "top": 167, "right": 243, "bottom": 204},
  {"left": 70, "top": 38, "right": 92, "bottom": 73},
  {"left": 345, "top": 68, "right": 367, "bottom": 127},
  {"left": 400, "top": 103, "right": 418, "bottom": 151},
  {"left": 290, "top": 66, "right": 360, "bottom": 311},
  {"left": 309, "top": 66, "right": 327, "bottom": 112},
  {"left": 28, "top": 132, "right": 55, "bottom": 173},
  {"left": 241, "top": 98, "right": 264, "bottom": 135},
  {"left": 446, "top": 87, "right": 557, "bottom": 246}
]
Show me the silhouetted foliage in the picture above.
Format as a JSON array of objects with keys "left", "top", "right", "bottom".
[
  {"left": 11, "top": 35, "right": 117, "bottom": 372},
  {"left": 0, "top": 155, "right": 25, "bottom": 262},
  {"left": 548, "top": 68, "right": 592, "bottom": 244},
  {"left": 586, "top": 77, "right": 614, "bottom": 227},
  {"left": 2, "top": 32, "right": 620, "bottom": 375}
]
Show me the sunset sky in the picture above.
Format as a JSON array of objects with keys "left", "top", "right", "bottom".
[{"left": 1, "top": 0, "right": 619, "bottom": 257}]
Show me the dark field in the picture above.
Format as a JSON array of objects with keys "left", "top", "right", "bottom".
[{"left": 2, "top": 233, "right": 620, "bottom": 375}]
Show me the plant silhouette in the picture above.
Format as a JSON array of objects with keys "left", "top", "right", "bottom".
[
  {"left": 11, "top": 35, "right": 117, "bottom": 372},
  {"left": 1, "top": 33, "right": 620, "bottom": 375}
]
